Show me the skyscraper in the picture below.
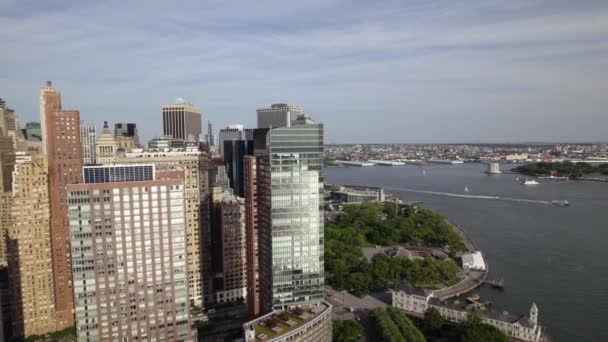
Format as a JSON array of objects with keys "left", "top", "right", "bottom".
[
  {"left": 218, "top": 125, "right": 254, "bottom": 158},
  {"left": 162, "top": 99, "right": 202, "bottom": 141},
  {"left": 255, "top": 110, "right": 325, "bottom": 311},
  {"left": 114, "top": 122, "right": 139, "bottom": 146},
  {"left": 256, "top": 103, "right": 303, "bottom": 129},
  {"left": 224, "top": 139, "right": 254, "bottom": 197},
  {"left": 207, "top": 121, "right": 214, "bottom": 146},
  {"left": 40, "top": 81, "right": 82, "bottom": 329},
  {"left": 113, "top": 146, "right": 209, "bottom": 307},
  {"left": 68, "top": 165, "right": 193, "bottom": 341},
  {"left": 79, "top": 122, "right": 96, "bottom": 165},
  {"left": 244, "top": 155, "right": 260, "bottom": 318},
  {"left": 6, "top": 155, "right": 57, "bottom": 338}
]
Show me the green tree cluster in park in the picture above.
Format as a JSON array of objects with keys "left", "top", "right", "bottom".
[
  {"left": 325, "top": 202, "right": 462, "bottom": 296},
  {"left": 422, "top": 307, "right": 444, "bottom": 334},
  {"left": 516, "top": 161, "right": 608, "bottom": 178},
  {"left": 459, "top": 314, "right": 508, "bottom": 342},
  {"left": 369, "top": 308, "right": 425, "bottom": 342},
  {"left": 332, "top": 319, "right": 363, "bottom": 342}
]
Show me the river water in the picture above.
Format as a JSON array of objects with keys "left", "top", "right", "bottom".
[{"left": 324, "top": 163, "right": 608, "bottom": 341}]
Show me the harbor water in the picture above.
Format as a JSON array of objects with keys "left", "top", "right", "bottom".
[{"left": 324, "top": 163, "right": 608, "bottom": 341}]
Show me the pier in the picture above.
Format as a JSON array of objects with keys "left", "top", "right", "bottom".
[{"left": 484, "top": 278, "right": 505, "bottom": 290}]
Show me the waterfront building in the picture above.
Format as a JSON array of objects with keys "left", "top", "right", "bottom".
[
  {"left": 256, "top": 103, "right": 303, "bottom": 129},
  {"left": 79, "top": 122, "right": 96, "bottom": 165},
  {"left": 209, "top": 190, "right": 247, "bottom": 304},
  {"left": 114, "top": 122, "right": 139, "bottom": 147},
  {"left": 255, "top": 111, "right": 325, "bottom": 311},
  {"left": 488, "top": 162, "right": 501, "bottom": 174},
  {"left": 244, "top": 155, "right": 260, "bottom": 318},
  {"left": 6, "top": 155, "right": 57, "bottom": 338},
  {"left": 224, "top": 139, "right": 254, "bottom": 197},
  {"left": 505, "top": 153, "right": 529, "bottom": 162},
  {"left": 330, "top": 185, "right": 385, "bottom": 204},
  {"left": 162, "top": 99, "right": 202, "bottom": 141},
  {"left": 68, "top": 165, "right": 193, "bottom": 342},
  {"left": 113, "top": 147, "right": 209, "bottom": 307},
  {"left": 242, "top": 301, "right": 332, "bottom": 342},
  {"left": 40, "top": 81, "right": 82, "bottom": 329},
  {"left": 218, "top": 125, "right": 254, "bottom": 158},
  {"left": 392, "top": 285, "right": 542, "bottom": 342},
  {"left": 95, "top": 121, "right": 117, "bottom": 165},
  {"left": 461, "top": 251, "right": 486, "bottom": 271}
]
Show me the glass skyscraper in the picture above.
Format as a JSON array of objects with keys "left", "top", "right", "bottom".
[{"left": 256, "top": 114, "right": 324, "bottom": 311}]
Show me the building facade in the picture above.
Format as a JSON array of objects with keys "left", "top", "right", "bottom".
[
  {"left": 224, "top": 139, "right": 253, "bottom": 197},
  {"left": 391, "top": 286, "right": 542, "bottom": 342},
  {"left": 114, "top": 123, "right": 139, "bottom": 147},
  {"left": 6, "top": 155, "right": 57, "bottom": 338},
  {"left": 244, "top": 156, "right": 260, "bottom": 318},
  {"left": 114, "top": 148, "right": 208, "bottom": 307},
  {"left": 218, "top": 125, "right": 253, "bottom": 158},
  {"left": 80, "top": 122, "right": 96, "bottom": 165},
  {"left": 162, "top": 101, "right": 202, "bottom": 141},
  {"left": 255, "top": 112, "right": 325, "bottom": 311},
  {"left": 256, "top": 104, "right": 303, "bottom": 129},
  {"left": 95, "top": 121, "right": 117, "bottom": 165},
  {"left": 67, "top": 166, "right": 193, "bottom": 342},
  {"left": 40, "top": 82, "right": 82, "bottom": 329}
]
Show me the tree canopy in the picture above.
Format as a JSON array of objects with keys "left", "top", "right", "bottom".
[
  {"left": 332, "top": 319, "right": 363, "bottom": 342},
  {"left": 459, "top": 314, "right": 508, "bottom": 342},
  {"left": 370, "top": 308, "right": 426, "bottom": 342},
  {"left": 516, "top": 161, "right": 608, "bottom": 178}
]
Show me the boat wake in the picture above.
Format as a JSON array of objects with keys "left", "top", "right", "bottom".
[{"left": 386, "top": 187, "right": 552, "bottom": 205}]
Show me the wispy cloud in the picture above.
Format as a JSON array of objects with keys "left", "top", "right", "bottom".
[{"left": 1, "top": 0, "right": 607, "bottom": 143}]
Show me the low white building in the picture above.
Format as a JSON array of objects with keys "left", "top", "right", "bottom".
[{"left": 462, "top": 251, "right": 486, "bottom": 271}]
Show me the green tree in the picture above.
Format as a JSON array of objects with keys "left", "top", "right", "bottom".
[
  {"left": 332, "top": 319, "right": 363, "bottom": 342},
  {"left": 460, "top": 314, "right": 508, "bottom": 342},
  {"left": 422, "top": 307, "right": 444, "bottom": 334}
]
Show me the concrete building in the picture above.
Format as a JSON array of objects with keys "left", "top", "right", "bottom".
[
  {"left": 114, "top": 122, "right": 139, "bottom": 147},
  {"left": 255, "top": 111, "right": 325, "bottom": 312},
  {"left": 113, "top": 147, "right": 209, "bottom": 308},
  {"left": 6, "top": 155, "right": 57, "bottom": 338},
  {"left": 40, "top": 81, "right": 82, "bottom": 329},
  {"left": 242, "top": 301, "right": 332, "bottom": 342},
  {"left": 391, "top": 285, "right": 542, "bottom": 342},
  {"left": 244, "top": 156, "right": 260, "bottom": 318},
  {"left": 256, "top": 103, "right": 303, "bottom": 129},
  {"left": 462, "top": 251, "right": 486, "bottom": 271},
  {"left": 68, "top": 165, "right": 194, "bottom": 342},
  {"left": 162, "top": 99, "right": 202, "bottom": 141},
  {"left": 25, "top": 122, "right": 41, "bottom": 140},
  {"left": 95, "top": 121, "right": 117, "bottom": 165},
  {"left": 218, "top": 125, "right": 254, "bottom": 158},
  {"left": 211, "top": 191, "right": 247, "bottom": 304},
  {"left": 80, "top": 122, "right": 96, "bottom": 165}
]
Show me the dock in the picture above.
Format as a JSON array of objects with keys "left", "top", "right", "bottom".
[{"left": 484, "top": 278, "right": 505, "bottom": 290}]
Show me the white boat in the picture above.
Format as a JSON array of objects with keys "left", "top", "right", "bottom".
[
  {"left": 523, "top": 179, "right": 539, "bottom": 185},
  {"left": 464, "top": 186, "right": 469, "bottom": 193}
]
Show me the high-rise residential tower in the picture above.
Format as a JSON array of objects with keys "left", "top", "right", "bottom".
[
  {"left": 256, "top": 103, "right": 303, "bottom": 129},
  {"left": 40, "top": 81, "right": 82, "bottom": 329},
  {"left": 79, "top": 122, "right": 96, "bottom": 165},
  {"left": 162, "top": 99, "right": 202, "bottom": 141},
  {"left": 6, "top": 155, "right": 57, "bottom": 338},
  {"left": 113, "top": 145, "right": 209, "bottom": 307},
  {"left": 255, "top": 110, "right": 325, "bottom": 312},
  {"left": 243, "top": 155, "right": 260, "bottom": 318},
  {"left": 68, "top": 165, "right": 193, "bottom": 341}
]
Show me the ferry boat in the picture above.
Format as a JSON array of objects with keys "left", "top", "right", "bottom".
[{"left": 522, "top": 179, "right": 539, "bottom": 185}]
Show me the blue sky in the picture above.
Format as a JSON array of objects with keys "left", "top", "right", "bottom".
[{"left": 1, "top": 0, "right": 607, "bottom": 143}]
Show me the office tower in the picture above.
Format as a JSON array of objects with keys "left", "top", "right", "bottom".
[
  {"left": 207, "top": 121, "right": 214, "bottom": 146},
  {"left": 80, "top": 122, "right": 96, "bottom": 165},
  {"left": 95, "top": 121, "right": 117, "bottom": 164},
  {"left": 244, "top": 156, "right": 260, "bottom": 318},
  {"left": 25, "top": 122, "right": 42, "bottom": 140},
  {"left": 0, "top": 99, "right": 17, "bottom": 136},
  {"left": 218, "top": 125, "right": 254, "bottom": 158},
  {"left": 255, "top": 111, "right": 325, "bottom": 311},
  {"left": 224, "top": 139, "right": 254, "bottom": 197},
  {"left": 208, "top": 190, "right": 247, "bottom": 304},
  {"left": 6, "top": 155, "right": 57, "bottom": 338},
  {"left": 256, "top": 103, "right": 303, "bottom": 129},
  {"left": 0, "top": 136, "right": 15, "bottom": 194},
  {"left": 114, "top": 122, "right": 139, "bottom": 147},
  {"left": 162, "top": 99, "right": 202, "bottom": 141},
  {"left": 68, "top": 165, "right": 193, "bottom": 342},
  {"left": 40, "top": 82, "right": 83, "bottom": 329},
  {"left": 113, "top": 146, "right": 209, "bottom": 307}
]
